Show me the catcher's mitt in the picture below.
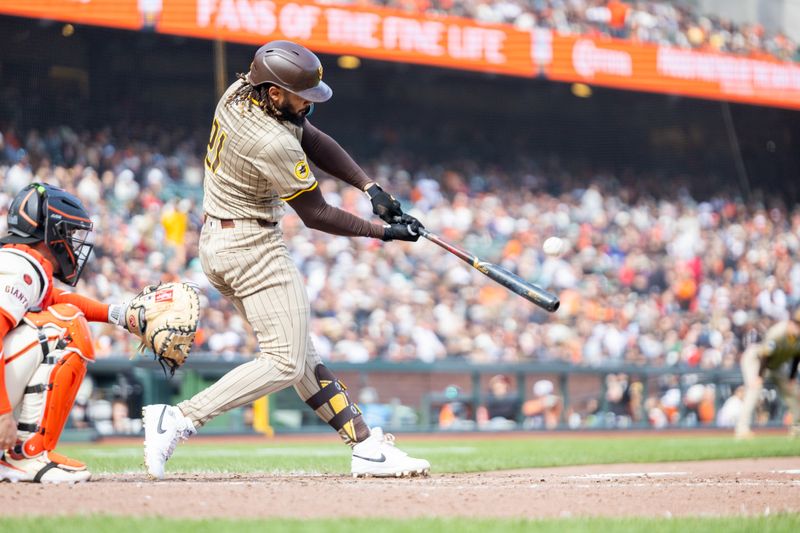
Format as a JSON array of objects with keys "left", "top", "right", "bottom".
[{"left": 125, "top": 281, "right": 200, "bottom": 375}]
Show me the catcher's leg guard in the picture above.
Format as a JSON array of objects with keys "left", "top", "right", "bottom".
[
  {"left": 17, "top": 351, "right": 87, "bottom": 458},
  {"left": 15, "top": 304, "right": 94, "bottom": 459},
  {"left": 303, "top": 365, "right": 370, "bottom": 445},
  {"left": 47, "top": 450, "right": 87, "bottom": 471}
]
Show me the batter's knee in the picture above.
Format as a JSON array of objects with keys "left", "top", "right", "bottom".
[{"left": 284, "top": 359, "right": 305, "bottom": 386}]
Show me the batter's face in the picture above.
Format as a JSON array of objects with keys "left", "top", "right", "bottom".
[{"left": 269, "top": 87, "right": 312, "bottom": 125}]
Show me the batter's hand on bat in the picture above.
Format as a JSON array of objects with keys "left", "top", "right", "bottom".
[
  {"left": 382, "top": 216, "right": 424, "bottom": 242},
  {"left": 365, "top": 183, "right": 403, "bottom": 223}
]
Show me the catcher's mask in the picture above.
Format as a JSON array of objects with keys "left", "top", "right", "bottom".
[
  {"left": 0, "top": 183, "right": 94, "bottom": 286},
  {"left": 246, "top": 40, "right": 332, "bottom": 103}
]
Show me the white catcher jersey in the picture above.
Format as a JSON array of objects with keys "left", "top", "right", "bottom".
[
  {"left": 0, "top": 247, "right": 49, "bottom": 326},
  {"left": 202, "top": 81, "right": 318, "bottom": 222}
]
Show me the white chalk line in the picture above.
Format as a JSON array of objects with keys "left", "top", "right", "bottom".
[
  {"left": 565, "top": 472, "right": 688, "bottom": 479},
  {"left": 534, "top": 480, "right": 800, "bottom": 489},
  {"left": 82, "top": 446, "right": 476, "bottom": 458},
  {"left": 94, "top": 472, "right": 800, "bottom": 489}
]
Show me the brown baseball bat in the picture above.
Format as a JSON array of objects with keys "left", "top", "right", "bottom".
[{"left": 419, "top": 228, "right": 560, "bottom": 312}]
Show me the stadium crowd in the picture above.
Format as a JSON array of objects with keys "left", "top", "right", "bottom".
[
  {"left": 2, "top": 123, "right": 798, "bottom": 377},
  {"left": 329, "top": 0, "right": 800, "bottom": 62}
]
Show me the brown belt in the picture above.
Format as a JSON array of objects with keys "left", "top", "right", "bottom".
[{"left": 204, "top": 214, "right": 277, "bottom": 228}]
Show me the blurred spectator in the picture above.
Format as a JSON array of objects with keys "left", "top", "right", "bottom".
[
  {"left": 111, "top": 397, "right": 132, "bottom": 433},
  {"left": 522, "top": 379, "right": 562, "bottom": 429},
  {"left": 477, "top": 374, "right": 521, "bottom": 430},
  {"left": 438, "top": 385, "right": 476, "bottom": 430},
  {"left": 651, "top": 386, "right": 682, "bottom": 427},
  {"left": 717, "top": 385, "right": 745, "bottom": 427},
  {"left": 342, "top": 0, "right": 799, "bottom": 62},
  {"left": 358, "top": 386, "right": 393, "bottom": 428},
  {"left": 683, "top": 383, "right": 716, "bottom": 426},
  {"left": 603, "top": 373, "right": 634, "bottom": 427},
  {"left": 1, "top": 121, "right": 799, "bottom": 380},
  {"left": 161, "top": 198, "right": 191, "bottom": 263}
]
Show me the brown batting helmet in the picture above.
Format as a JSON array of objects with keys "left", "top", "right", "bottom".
[{"left": 246, "top": 41, "right": 332, "bottom": 103}]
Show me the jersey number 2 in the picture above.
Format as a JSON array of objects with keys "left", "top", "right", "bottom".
[{"left": 205, "top": 117, "right": 227, "bottom": 173}]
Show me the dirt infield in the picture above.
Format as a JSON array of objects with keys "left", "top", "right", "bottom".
[{"left": 1, "top": 457, "right": 799, "bottom": 518}]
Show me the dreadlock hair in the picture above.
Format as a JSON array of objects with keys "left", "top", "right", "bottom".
[{"left": 226, "top": 73, "right": 285, "bottom": 121}]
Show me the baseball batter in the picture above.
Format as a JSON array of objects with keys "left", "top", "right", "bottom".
[
  {"left": 143, "top": 41, "right": 430, "bottom": 479},
  {"left": 735, "top": 309, "right": 800, "bottom": 439},
  {"left": 0, "top": 183, "right": 136, "bottom": 482}
]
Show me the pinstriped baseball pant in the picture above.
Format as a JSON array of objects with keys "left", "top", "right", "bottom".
[
  {"left": 737, "top": 345, "right": 800, "bottom": 434},
  {"left": 178, "top": 217, "right": 340, "bottom": 431}
]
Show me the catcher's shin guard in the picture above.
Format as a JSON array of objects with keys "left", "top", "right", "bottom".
[
  {"left": 305, "top": 365, "right": 370, "bottom": 445},
  {"left": 15, "top": 304, "right": 94, "bottom": 458}
]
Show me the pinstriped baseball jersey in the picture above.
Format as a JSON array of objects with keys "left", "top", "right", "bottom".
[
  {"left": 202, "top": 81, "right": 318, "bottom": 221},
  {"left": 180, "top": 81, "right": 362, "bottom": 445},
  {"left": 737, "top": 320, "right": 800, "bottom": 436},
  {"left": 762, "top": 321, "right": 800, "bottom": 369}
]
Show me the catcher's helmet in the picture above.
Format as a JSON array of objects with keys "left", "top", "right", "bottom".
[
  {"left": 0, "top": 183, "right": 94, "bottom": 286},
  {"left": 246, "top": 40, "right": 332, "bottom": 103}
]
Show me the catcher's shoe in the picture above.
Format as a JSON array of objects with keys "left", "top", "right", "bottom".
[
  {"left": 0, "top": 454, "right": 26, "bottom": 482},
  {"left": 351, "top": 427, "right": 430, "bottom": 478},
  {"left": 1, "top": 451, "right": 91, "bottom": 483},
  {"left": 49, "top": 450, "right": 87, "bottom": 471},
  {"left": 143, "top": 404, "right": 196, "bottom": 480}
]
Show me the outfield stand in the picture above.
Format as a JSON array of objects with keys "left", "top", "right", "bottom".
[
  {"left": 2, "top": 124, "right": 798, "bottom": 372},
  {"left": 336, "top": 0, "right": 799, "bottom": 62}
]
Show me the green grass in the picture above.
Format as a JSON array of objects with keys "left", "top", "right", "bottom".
[
  {"left": 2, "top": 515, "right": 800, "bottom": 533},
  {"left": 57, "top": 434, "right": 800, "bottom": 475}
]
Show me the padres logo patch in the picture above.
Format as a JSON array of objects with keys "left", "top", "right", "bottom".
[{"left": 294, "top": 160, "right": 310, "bottom": 180}]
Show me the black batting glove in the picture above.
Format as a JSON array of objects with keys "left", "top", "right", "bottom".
[
  {"left": 381, "top": 216, "right": 424, "bottom": 242},
  {"left": 365, "top": 183, "right": 403, "bottom": 223}
]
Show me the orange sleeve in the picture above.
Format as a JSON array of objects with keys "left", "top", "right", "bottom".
[
  {"left": 51, "top": 288, "right": 110, "bottom": 323},
  {"left": 0, "top": 310, "right": 14, "bottom": 415}
]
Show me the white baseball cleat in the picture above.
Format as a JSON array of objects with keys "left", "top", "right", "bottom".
[
  {"left": 351, "top": 427, "right": 430, "bottom": 478},
  {"left": 142, "top": 404, "right": 196, "bottom": 480},
  {"left": 1, "top": 451, "right": 91, "bottom": 483},
  {"left": 0, "top": 454, "right": 26, "bottom": 482}
]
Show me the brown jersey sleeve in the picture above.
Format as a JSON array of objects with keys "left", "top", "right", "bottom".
[
  {"left": 287, "top": 185, "right": 384, "bottom": 239},
  {"left": 301, "top": 120, "right": 372, "bottom": 190}
]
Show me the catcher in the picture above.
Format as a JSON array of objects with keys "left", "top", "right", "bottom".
[
  {"left": 0, "top": 183, "right": 199, "bottom": 483},
  {"left": 735, "top": 308, "right": 800, "bottom": 439}
]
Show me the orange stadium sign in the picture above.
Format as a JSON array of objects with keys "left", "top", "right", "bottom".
[
  {"left": 546, "top": 35, "right": 800, "bottom": 110},
  {"left": 0, "top": 0, "right": 141, "bottom": 30},
  {"left": 1, "top": 0, "right": 799, "bottom": 109},
  {"left": 156, "top": 0, "right": 536, "bottom": 76}
]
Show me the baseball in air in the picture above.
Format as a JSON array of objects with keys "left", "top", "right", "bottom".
[{"left": 542, "top": 237, "right": 565, "bottom": 256}]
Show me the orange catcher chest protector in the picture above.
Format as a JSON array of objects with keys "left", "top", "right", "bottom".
[{"left": 3, "top": 303, "right": 94, "bottom": 458}]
